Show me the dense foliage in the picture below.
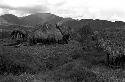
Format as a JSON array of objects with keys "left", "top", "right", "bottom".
[{"left": 75, "top": 25, "right": 94, "bottom": 46}]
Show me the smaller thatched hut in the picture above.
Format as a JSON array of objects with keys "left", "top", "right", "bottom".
[{"left": 10, "top": 29, "right": 28, "bottom": 43}]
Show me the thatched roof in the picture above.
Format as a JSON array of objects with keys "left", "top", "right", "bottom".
[
  {"left": 30, "top": 23, "right": 63, "bottom": 40},
  {"left": 11, "top": 28, "right": 28, "bottom": 35},
  {"left": 10, "top": 28, "right": 29, "bottom": 42}
]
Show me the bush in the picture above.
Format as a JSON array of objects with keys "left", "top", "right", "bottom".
[{"left": 77, "top": 25, "right": 94, "bottom": 42}]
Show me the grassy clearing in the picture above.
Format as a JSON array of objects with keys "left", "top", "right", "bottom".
[{"left": 0, "top": 39, "right": 125, "bottom": 82}]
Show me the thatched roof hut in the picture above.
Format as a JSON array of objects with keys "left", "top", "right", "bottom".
[
  {"left": 10, "top": 28, "right": 28, "bottom": 42},
  {"left": 32, "top": 23, "right": 63, "bottom": 41}
]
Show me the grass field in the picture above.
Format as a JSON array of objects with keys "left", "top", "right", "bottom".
[{"left": 0, "top": 38, "right": 125, "bottom": 82}]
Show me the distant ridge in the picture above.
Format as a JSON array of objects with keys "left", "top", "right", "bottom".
[
  {"left": 0, "top": 13, "right": 73, "bottom": 26},
  {"left": 0, "top": 14, "right": 21, "bottom": 25},
  {"left": 20, "top": 13, "right": 64, "bottom": 26},
  {"left": 0, "top": 13, "right": 125, "bottom": 31}
]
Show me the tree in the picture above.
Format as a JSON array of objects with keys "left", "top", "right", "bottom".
[{"left": 77, "top": 25, "right": 94, "bottom": 48}]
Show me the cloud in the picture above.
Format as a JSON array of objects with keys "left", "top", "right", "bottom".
[
  {"left": 0, "top": 0, "right": 125, "bottom": 21},
  {"left": 0, "top": 0, "right": 50, "bottom": 16},
  {"left": 0, "top": 0, "right": 46, "bottom": 7}
]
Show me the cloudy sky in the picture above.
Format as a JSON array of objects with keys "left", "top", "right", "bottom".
[{"left": 0, "top": 0, "right": 125, "bottom": 21}]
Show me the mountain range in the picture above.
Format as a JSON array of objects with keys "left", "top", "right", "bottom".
[
  {"left": 0, "top": 13, "right": 72, "bottom": 26},
  {"left": 0, "top": 13, "right": 125, "bottom": 31}
]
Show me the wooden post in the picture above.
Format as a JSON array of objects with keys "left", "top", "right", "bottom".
[{"left": 107, "top": 53, "right": 110, "bottom": 66}]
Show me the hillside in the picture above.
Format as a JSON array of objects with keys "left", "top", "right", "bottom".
[
  {"left": 0, "top": 14, "right": 21, "bottom": 25},
  {"left": 62, "top": 19, "right": 125, "bottom": 31},
  {"left": 20, "top": 13, "right": 65, "bottom": 26},
  {"left": 0, "top": 13, "right": 73, "bottom": 26},
  {"left": 0, "top": 13, "right": 125, "bottom": 31}
]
